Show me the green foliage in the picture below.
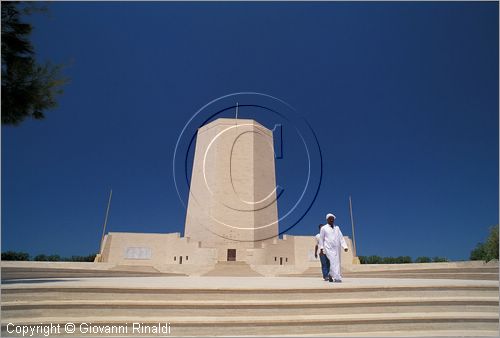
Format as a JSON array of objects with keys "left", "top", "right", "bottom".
[
  {"left": 359, "top": 255, "right": 448, "bottom": 264},
  {"left": 34, "top": 254, "right": 96, "bottom": 262},
  {"left": 66, "top": 254, "right": 96, "bottom": 262},
  {"left": 415, "top": 256, "right": 432, "bottom": 263},
  {"left": 470, "top": 225, "right": 499, "bottom": 262},
  {"left": 470, "top": 243, "right": 486, "bottom": 261},
  {"left": 382, "top": 256, "right": 397, "bottom": 264},
  {"left": 2, "top": 1, "right": 67, "bottom": 125},
  {"left": 33, "top": 254, "right": 47, "bottom": 261},
  {"left": 34, "top": 254, "right": 61, "bottom": 261},
  {"left": 398, "top": 256, "right": 412, "bottom": 263},
  {"left": 1, "top": 250, "right": 30, "bottom": 260},
  {"left": 485, "top": 225, "right": 499, "bottom": 261},
  {"left": 359, "top": 255, "right": 383, "bottom": 264},
  {"left": 380, "top": 256, "right": 412, "bottom": 264},
  {"left": 359, "top": 255, "right": 413, "bottom": 264},
  {"left": 2, "top": 251, "right": 96, "bottom": 262}
]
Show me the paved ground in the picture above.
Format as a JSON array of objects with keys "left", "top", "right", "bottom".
[{"left": 3, "top": 276, "right": 498, "bottom": 290}]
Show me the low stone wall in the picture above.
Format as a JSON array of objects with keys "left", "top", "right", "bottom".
[{"left": 346, "top": 260, "right": 498, "bottom": 272}]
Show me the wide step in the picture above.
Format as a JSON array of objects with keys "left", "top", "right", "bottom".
[
  {"left": 202, "top": 262, "right": 262, "bottom": 276},
  {"left": 2, "top": 313, "right": 498, "bottom": 336},
  {"left": 2, "top": 297, "right": 498, "bottom": 319}
]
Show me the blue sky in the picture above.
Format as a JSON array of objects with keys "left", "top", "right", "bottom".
[{"left": 2, "top": 2, "right": 498, "bottom": 260}]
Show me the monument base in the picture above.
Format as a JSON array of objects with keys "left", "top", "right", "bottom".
[{"left": 97, "top": 231, "right": 358, "bottom": 272}]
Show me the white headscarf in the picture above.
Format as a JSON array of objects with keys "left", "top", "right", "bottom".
[{"left": 326, "top": 213, "right": 336, "bottom": 221}]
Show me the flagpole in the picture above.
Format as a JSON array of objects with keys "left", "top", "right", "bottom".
[
  {"left": 235, "top": 102, "right": 239, "bottom": 125},
  {"left": 349, "top": 195, "right": 357, "bottom": 257},
  {"left": 99, "top": 189, "right": 113, "bottom": 256}
]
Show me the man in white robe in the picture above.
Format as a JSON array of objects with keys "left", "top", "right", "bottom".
[{"left": 318, "top": 213, "right": 348, "bottom": 282}]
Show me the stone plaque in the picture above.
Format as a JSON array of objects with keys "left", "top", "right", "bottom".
[{"left": 124, "top": 247, "right": 152, "bottom": 260}]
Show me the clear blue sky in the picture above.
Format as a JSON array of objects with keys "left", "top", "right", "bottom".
[{"left": 2, "top": 2, "right": 498, "bottom": 260}]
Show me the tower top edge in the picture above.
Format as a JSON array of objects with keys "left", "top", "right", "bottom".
[{"left": 198, "top": 118, "right": 273, "bottom": 134}]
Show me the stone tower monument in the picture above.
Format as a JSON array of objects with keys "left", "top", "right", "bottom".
[{"left": 184, "top": 118, "right": 279, "bottom": 262}]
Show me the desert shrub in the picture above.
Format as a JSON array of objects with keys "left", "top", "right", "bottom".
[
  {"left": 1, "top": 251, "right": 30, "bottom": 261},
  {"left": 415, "top": 256, "right": 432, "bottom": 263}
]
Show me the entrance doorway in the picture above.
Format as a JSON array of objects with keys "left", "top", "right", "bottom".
[{"left": 227, "top": 249, "right": 236, "bottom": 261}]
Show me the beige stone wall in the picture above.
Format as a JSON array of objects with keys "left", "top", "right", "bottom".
[
  {"left": 184, "top": 118, "right": 279, "bottom": 261},
  {"left": 247, "top": 235, "right": 295, "bottom": 265},
  {"left": 100, "top": 232, "right": 216, "bottom": 266}
]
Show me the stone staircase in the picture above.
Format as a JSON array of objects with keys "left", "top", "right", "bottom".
[
  {"left": 202, "top": 261, "right": 262, "bottom": 276},
  {"left": 2, "top": 279, "right": 498, "bottom": 336}
]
